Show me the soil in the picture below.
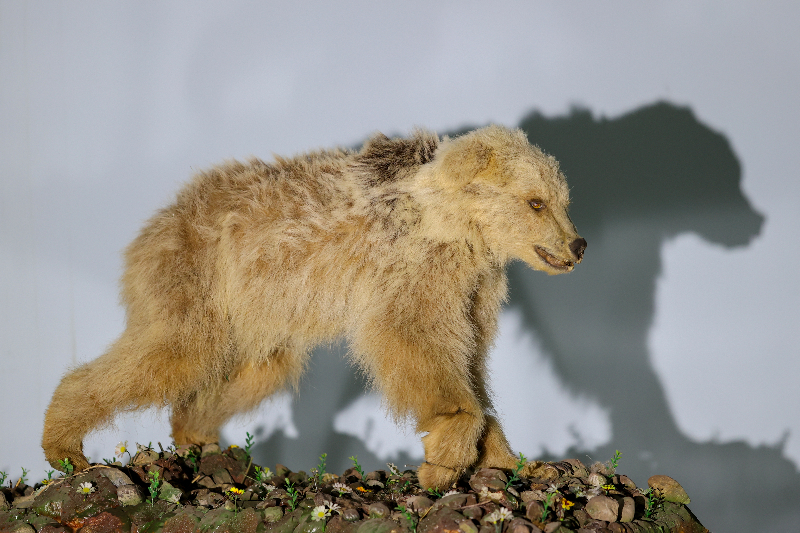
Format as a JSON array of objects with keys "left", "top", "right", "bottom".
[{"left": 0, "top": 444, "right": 708, "bottom": 533}]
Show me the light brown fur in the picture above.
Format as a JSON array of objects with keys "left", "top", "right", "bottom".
[{"left": 42, "top": 126, "right": 586, "bottom": 489}]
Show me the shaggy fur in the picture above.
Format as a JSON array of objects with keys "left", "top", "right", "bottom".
[{"left": 42, "top": 126, "right": 586, "bottom": 489}]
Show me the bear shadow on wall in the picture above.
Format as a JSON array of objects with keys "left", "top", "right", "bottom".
[{"left": 512, "top": 102, "right": 799, "bottom": 532}]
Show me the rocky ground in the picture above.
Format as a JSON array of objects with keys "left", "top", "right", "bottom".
[{"left": 0, "top": 444, "right": 708, "bottom": 533}]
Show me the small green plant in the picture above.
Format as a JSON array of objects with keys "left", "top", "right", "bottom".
[
  {"left": 642, "top": 488, "right": 664, "bottom": 520},
  {"left": 505, "top": 452, "right": 527, "bottom": 489},
  {"left": 348, "top": 455, "right": 365, "bottom": 478},
  {"left": 427, "top": 487, "right": 443, "bottom": 498},
  {"left": 541, "top": 491, "right": 556, "bottom": 522},
  {"left": 608, "top": 450, "right": 622, "bottom": 473},
  {"left": 43, "top": 470, "right": 55, "bottom": 485},
  {"left": 19, "top": 467, "right": 29, "bottom": 486},
  {"left": 0, "top": 471, "right": 7, "bottom": 486},
  {"left": 147, "top": 471, "right": 161, "bottom": 505},
  {"left": 58, "top": 458, "right": 74, "bottom": 476},
  {"left": 250, "top": 465, "right": 272, "bottom": 485},
  {"left": 316, "top": 453, "right": 327, "bottom": 479},
  {"left": 397, "top": 505, "right": 417, "bottom": 533},
  {"left": 244, "top": 432, "right": 255, "bottom": 455},
  {"left": 285, "top": 479, "right": 300, "bottom": 511},
  {"left": 185, "top": 447, "right": 200, "bottom": 474}
]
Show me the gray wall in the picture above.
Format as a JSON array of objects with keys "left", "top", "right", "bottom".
[{"left": 1, "top": 2, "right": 798, "bottom": 532}]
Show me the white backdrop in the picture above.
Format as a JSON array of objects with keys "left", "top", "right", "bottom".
[{"left": 1, "top": 2, "right": 799, "bottom": 532}]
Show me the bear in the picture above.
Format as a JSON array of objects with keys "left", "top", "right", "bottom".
[{"left": 41, "top": 125, "right": 586, "bottom": 489}]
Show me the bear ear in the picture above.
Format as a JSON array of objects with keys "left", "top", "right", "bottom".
[{"left": 433, "top": 136, "right": 495, "bottom": 186}]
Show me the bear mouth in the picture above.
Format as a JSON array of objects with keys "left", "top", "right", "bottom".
[{"left": 535, "top": 246, "right": 574, "bottom": 271}]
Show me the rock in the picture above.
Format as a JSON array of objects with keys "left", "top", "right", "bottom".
[
  {"left": 584, "top": 495, "right": 618, "bottom": 522},
  {"left": 647, "top": 475, "right": 690, "bottom": 504},
  {"left": 619, "top": 496, "right": 635, "bottom": 522},
  {"left": 158, "top": 480, "right": 183, "bottom": 504},
  {"left": 618, "top": 476, "right": 636, "bottom": 490},
  {"left": 131, "top": 449, "right": 159, "bottom": 466},
  {"left": 0, "top": 492, "right": 8, "bottom": 510},
  {"left": 431, "top": 493, "right": 468, "bottom": 512},
  {"left": 469, "top": 469, "right": 508, "bottom": 492},
  {"left": 405, "top": 495, "right": 434, "bottom": 515},
  {"left": 418, "top": 507, "right": 468, "bottom": 533},
  {"left": 342, "top": 508, "right": 362, "bottom": 522},
  {"left": 263, "top": 506, "right": 284, "bottom": 523},
  {"left": 116, "top": 484, "right": 144, "bottom": 506},
  {"left": 367, "top": 502, "right": 391, "bottom": 519},
  {"left": 586, "top": 472, "right": 607, "bottom": 488},
  {"left": 525, "top": 499, "right": 545, "bottom": 524},
  {"left": 201, "top": 443, "right": 222, "bottom": 456},
  {"left": 11, "top": 494, "right": 35, "bottom": 509},
  {"left": 97, "top": 467, "right": 134, "bottom": 487},
  {"left": 7, "top": 524, "right": 35, "bottom": 533},
  {"left": 356, "top": 518, "right": 403, "bottom": 533},
  {"left": 459, "top": 521, "right": 479, "bottom": 533},
  {"left": 562, "top": 459, "right": 590, "bottom": 478}
]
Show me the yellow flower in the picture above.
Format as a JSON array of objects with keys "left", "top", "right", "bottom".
[
  {"left": 561, "top": 499, "right": 575, "bottom": 510},
  {"left": 228, "top": 487, "right": 244, "bottom": 496}
]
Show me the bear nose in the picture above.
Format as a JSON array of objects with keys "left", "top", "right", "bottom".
[{"left": 570, "top": 237, "right": 587, "bottom": 260}]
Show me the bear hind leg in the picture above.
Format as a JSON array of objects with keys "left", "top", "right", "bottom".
[
  {"left": 170, "top": 348, "right": 304, "bottom": 447},
  {"left": 42, "top": 332, "right": 184, "bottom": 472}
]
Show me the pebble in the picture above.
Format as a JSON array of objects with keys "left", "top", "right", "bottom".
[
  {"left": 619, "top": 496, "right": 635, "bottom": 522},
  {"left": 368, "top": 502, "right": 391, "bottom": 518},
  {"left": 587, "top": 472, "right": 607, "bottom": 487},
  {"left": 584, "top": 495, "right": 619, "bottom": 522},
  {"left": 116, "top": 484, "right": 143, "bottom": 506},
  {"left": 648, "top": 475, "right": 690, "bottom": 504},
  {"left": 469, "top": 468, "right": 507, "bottom": 492}
]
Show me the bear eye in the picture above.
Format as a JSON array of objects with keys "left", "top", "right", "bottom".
[{"left": 528, "top": 200, "right": 546, "bottom": 211}]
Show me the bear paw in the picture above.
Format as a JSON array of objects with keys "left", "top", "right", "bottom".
[{"left": 417, "top": 461, "right": 461, "bottom": 491}]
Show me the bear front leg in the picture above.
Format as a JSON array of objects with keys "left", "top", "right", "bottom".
[{"left": 354, "top": 326, "right": 485, "bottom": 490}]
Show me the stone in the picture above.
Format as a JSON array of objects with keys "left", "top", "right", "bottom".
[
  {"left": 342, "top": 508, "right": 362, "bottom": 522},
  {"left": 158, "top": 480, "right": 183, "bottom": 504},
  {"left": 12, "top": 494, "right": 35, "bottom": 509},
  {"left": 201, "top": 443, "right": 222, "bottom": 456},
  {"left": 405, "top": 495, "right": 434, "bottom": 515},
  {"left": 367, "top": 502, "right": 391, "bottom": 519},
  {"left": 8, "top": 524, "right": 35, "bottom": 533},
  {"left": 356, "top": 518, "right": 403, "bottom": 533},
  {"left": 587, "top": 472, "right": 607, "bottom": 488},
  {"left": 562, "top": 459, "right": 590, "bottom": 478},
  {"left": 525, "top": 500, "right": 544, "bottom": 523},
  {"left": 263, "top": 506, "right": 284, "bottom": 523},
  {"left": 619, "top": 496, "right": 635, "bottom": 523},
  {"left": 647, "top": 475, "right": 690, "bottom": 504},
  {"left": 469, "top": 469, "right": 508, "bottom": 492},
  {"left": 97, "top": 467, "right": 134, "bottom": 487},
  {"left": 116, "top": 484, "right": 144, "bottom": 506},
  {"left": 131, "top": 450, "right": 159, "bottom": 466},
  {"left": 584, "top": 495, "right": 618, "bottom": 522},
  {"left": 459, "top": 521, "right": 479, "bottom": 533}
]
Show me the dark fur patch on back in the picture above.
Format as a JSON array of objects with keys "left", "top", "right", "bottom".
[{"left": 356, "top": 130, "right": 439, "bottom": 187}]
